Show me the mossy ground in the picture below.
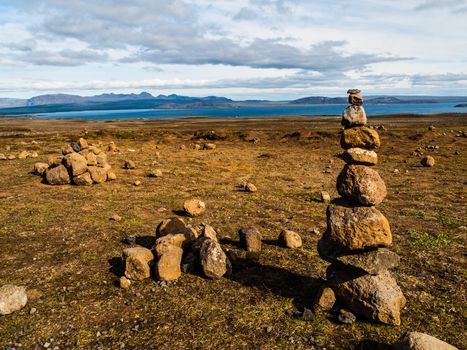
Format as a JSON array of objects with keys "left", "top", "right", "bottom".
[{"left": 0, "top": 114, "right": 466, "bottom": 349}]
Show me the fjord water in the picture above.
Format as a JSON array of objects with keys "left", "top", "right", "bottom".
[{"left": 35, "top": 102, "right": 465, "bottom": 120}]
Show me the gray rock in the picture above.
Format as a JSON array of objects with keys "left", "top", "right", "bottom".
[
  {"left": 342, "top": 105, "right": 367, "bottom": 128},
  {"left": 239, "top": 227, "right": 262, "bottom": 252},
  {"left": 0, "top": 285, "right": 28, "bottom": 315},
  {"left": 199, "top": 239, "right": 231, "bottom": 279},
  {"left": 45, "top": 165, "right": 71, "bottom": 185},
  {"left": 338, "top": 309, "right": 356, "bottom": 324},
  {"left": 318, "top": 237, "right": 399, "bottom": 274}
]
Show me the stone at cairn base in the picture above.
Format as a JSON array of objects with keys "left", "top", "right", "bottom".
[
  {"left": 393, "top": 332, "right": 459, "bottom": 350},
  {"left": 327, "top": 265, "right": 406, "bottom": 326}
]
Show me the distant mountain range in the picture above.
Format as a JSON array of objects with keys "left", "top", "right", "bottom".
[{"left": 0, "top": 91, "right": 466, "bottom": 115}]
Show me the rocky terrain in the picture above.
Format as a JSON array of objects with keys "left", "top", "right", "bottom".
[{"left": 0, "top": 113, "right": 465, "bottom": 349}]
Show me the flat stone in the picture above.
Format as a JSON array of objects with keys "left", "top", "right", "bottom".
[
  {"left": 337, "top": 165, "right": 387, "bottom": 206},
  {"left": 327, "top": 265, "right": 406, "bottom": 326},
  {"left": 0, "top": 285, "right": 28, "bottom": 315},
  {"left": 239, "top": 227, "right": 262, "bottom": 252},
  {"left": 318, "top": 237, "right": 399, "bottom": 274},
  {"left": 341, "top": 126, "right": 380, "bottom": 150},
  {"left": 393, "top": 332, "right": 458, "bottom": 350},
  {"left": 342, "top": 105, "right": 366, "bottom": 128},
  {"left": 123, "top": 160, "right": 136, "bottom": 169},
  {"left": 323, "top": 199, "right": 392, "bottom": 251},
  {"left": 342, "top": 148, "right": 378, "bottom": 165}
]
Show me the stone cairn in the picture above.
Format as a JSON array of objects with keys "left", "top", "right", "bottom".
[
  {"left": 33, "top": 138, "right": 117, "bottom": 185},
  {"left": 316, "top": 89, "right": 406, "bottom": 325}
]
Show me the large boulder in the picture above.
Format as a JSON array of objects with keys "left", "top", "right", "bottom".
[
  {"left": 155, "top": 245, "right": 183, "bottom": 281},
  {"left": 239, "top": 227, "right": 262, "bottom": 252},
  {"left": 183, "top": 199, "right": 206, "bottom": 217},
  {"left": 156, "top": 218, "right": 187, "bottom": 237},
  {"left": 342, "top": 148, "right": 378, "bottom": 165},
  {"left": 199, "top": 239, "right": 231, "bottom": 279},
  {"left": 63, "top": 153, "right": 88, "bottom": 177},
  {"left": 327, "top": 266, "right": 406, "bottom": 325},
  {"left": 73, "top": 172, "right": 93, "bottom": 186},
  {"left": 393, "top": 332, "right": 458, "bottom": 350},
  {"left": 122, "top": 247, "right": 154, "bottom": 281},
  {"left": 318, "top": 238, "right": 399, "bottom": 274},
  {"left": 278, "top": 230, "right": 302, "bottom": 249},
  {"left": 337, "top": 165, "right": 387, "bottom": 206},
  {"left": 342, "top": 105, "right": 367, "bottom": 128},
  {"left": 45, "top": 165, "right": 71, "bottom": 185},
  {"left": 324, "top": 200, "right": 392, "bottom": 251},
  {"left": 341, "top": 126, "right": 380, "bottom": 150},
  {"left": 88, "top": 166, "right": 107, "bottom": 183},
  {"left": 0, "top": 285, "right": 28, "bottom": 315}
]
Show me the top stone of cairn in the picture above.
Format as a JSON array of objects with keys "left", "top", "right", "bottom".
[{"left": 347, "top": 89, "right": 363, "bottom": 106}]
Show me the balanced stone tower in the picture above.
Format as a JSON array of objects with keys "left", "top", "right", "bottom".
[{"left": 317, "top": 89, "right": 406, "bottom": 325}]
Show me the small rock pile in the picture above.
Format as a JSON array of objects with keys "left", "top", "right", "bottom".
[
  {"left": 316, "top": 89, "right": 406, "bottom": 325},
  {"left": 33, "top": 138, "right": 116, "bottom": 185},
  {"left": 120, "top": 217, "right": 231, "bottom": 288}
]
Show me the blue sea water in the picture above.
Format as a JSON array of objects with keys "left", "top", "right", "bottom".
[{"left": 34, "top": 102, "right": 466, "bottom": 120}]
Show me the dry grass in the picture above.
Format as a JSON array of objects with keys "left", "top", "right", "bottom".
[{"left": 0, "top": 114, "right": 466, "bottom": 349}]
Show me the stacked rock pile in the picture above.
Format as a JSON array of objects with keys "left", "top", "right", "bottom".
[
  {"left": 316, "top": 89, "right": 406, "bottom": 325},
  {"left": 33, "top": 138, "right": 116, "bottom": 185},
  {"left": 120, "top": 217, "right": 231, "bottom": 288}
]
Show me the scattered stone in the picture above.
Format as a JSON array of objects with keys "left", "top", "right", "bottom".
[
  {"left": 122, "top": 235, "right": 136, "bottom": 245},
  {"left": 155, "top": 245, "right": 183, "bottom": 281},
  {"left": 122, "top": 247, "right": 154, "bottom": 281},
  {"left": 341, "top": 126, "right": 380, "bottom": 150},
  {"left": 312, "top": 286, "right": 336, "bottom": 311},
  {"left": 0, "top": 285, "right": 28, "bottom": 315},
  {"left": 73, "top": 172, "right": 93, "bottom": 186},
  {"left": 342, "top": 105, "right": 367, "bottom": 128},
  {"left": 123, "top": 160, "right": 136, "bottom": 169},
  {"left": 323, "top": 200, "right": 392, "bottom": 251},
  {"left": 245, "top": 183, "right": 257, "bottom": 192},
  {"left": 421, "top": 156, "right": 435, "bottom": 167},
  {"left": 108, "top": 142, "right": 117, "bottom": 152},
  {"left": 321, "top": 191, "right": 331, "bottom": 203},
  {"left": 107, "top": 171, "right": 117, "bottom": 180},
  {"left": 18, "top": 150, "right": 29, "bottom": 159},
  {"left": 33, "top": 162, "right": 49, "bottom": 176},
  {"left": 428, "top": 125, "right": 435, "bottom": 131},
  {"left": 119, "top": 277, "right": 131, "bottom": 289},
  {"left": 327, "top": 266, "right": 406, "bottom": 325},
  {"left": 319, "top": 236, "right": 399, "bottom": 274},
  {"left": 7, "top": 154, "right": 16, "bottom": 160},
  {"left": 302, "top": 307, "right": 314, "bottom": 321},
  {"left": 110, "top": 214, "right": 122, "bottom": 222},
  {"left": 338, "top": 309, "right": 356, "bottom": 324},
  {"left": 199, "top": 239, "right": 231, "bottom": 279},
  {"left": 342, "top": 148, "right": 378, "bottom": 165},
  {"left": 0, "top": 153, "right": 6, "bottom": 160},
  {"left": 203, "top": 143, "right": 216, "bottom": 150},
  {"left": 183, "top": 199, "right": 206, "bottom": 217},
  {"left": 393, "top": 331, "right": 458, "bottom": 350},
  {"left": 278, "top": 230, "right": 302, "bottom": 249},
  {"left": 134, "top": 180, "right": 142, "bottom": 186},
  {"left": 156, "top": 218, "right": 186, "bottom": 237},
  {"left": 29, "top": 307, "right": 37, "bottom": 315},
  {"left": 239, "top": 227, "right": 262, "bottom": 252},
  {"left": 148, "top": 169, "right": 163, "bottom": 177},
  {"left": 337, "top": 165, "right": 387, "bottom": 206},
  {"left": 45, "top": 165, "right": 71, "bottom": 185}
]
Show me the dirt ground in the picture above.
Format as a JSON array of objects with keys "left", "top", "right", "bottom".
[{"left": 0, "top": 113, "right": 466, "bottom": 350}]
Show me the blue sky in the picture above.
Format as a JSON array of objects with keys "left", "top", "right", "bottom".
[{"left": 0, "top": 0, "right": 466, "bottom": 99}]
